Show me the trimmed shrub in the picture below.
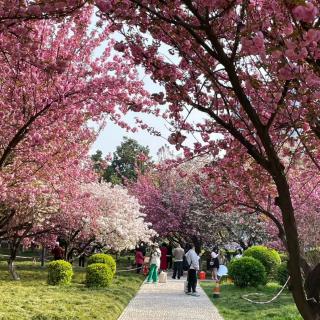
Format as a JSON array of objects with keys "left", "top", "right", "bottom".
[
  {"left": 243, "top": 246, "right": 281, "bottom": 275},
  {"left": 279, "top": 252, "right": 288, "bottom": 263},
  {"left": 229, "top": 256, "right": 267, "bottom": 288},
  {"left": 47, "top": 260, "right": 73, "bottom": 285},
  {"left": 87, "top": 254, "right": 116, "bottom": 275},
  {"left": 86, "top": 263, "right": 114, "bottom": 287},
  {"left": 277, "top": 262, "right": 289, "bottom": 286}
]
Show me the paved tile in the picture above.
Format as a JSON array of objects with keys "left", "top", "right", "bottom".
[{"left": 118, "top": 276, "right": 223, "bottom": 320}]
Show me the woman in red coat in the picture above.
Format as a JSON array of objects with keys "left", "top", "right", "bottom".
[{"left": 160, "top": 243, "right": 168, "bottom": 271}]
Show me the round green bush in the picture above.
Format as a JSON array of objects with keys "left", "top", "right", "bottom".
[
  {"left": 87, "top": 254, "right": 116, "bottom": 274},
  {"left": 279, "top": 252, "right": 288, "bottom": 263},
  {"left": 47, "top": 260, "right": 73, "bottom": 285},
  {"left": 86, "top": 263, "right": 114, "bottom": 287},
  {"left": 229, "top": 256, "right": 267, "bottom": 288},
  {"left": 243, "top": 246, "right": 281, "bottom": 275},
  {"left": 277, "top": 262, "right": 289, "bottom": 285}
]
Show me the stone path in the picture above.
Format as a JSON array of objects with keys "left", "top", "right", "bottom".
[{"left": 118, "top": 277, "right": 223, "bottom": 320}]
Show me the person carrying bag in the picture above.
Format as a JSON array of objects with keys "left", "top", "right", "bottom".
[
  {"left": 146, "top": 244, "right": 161, "bottom": 284},
  {"left": 185, "top": 244, "right": 200, "bottom": 296}
]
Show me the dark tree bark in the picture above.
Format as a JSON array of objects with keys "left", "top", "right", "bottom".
[
  {"left": 40, "top": 246, "right": 46, "bottom": 267},
  {"left": 8, "top": 238, "right": 21, "bottom": 281},
  {"left": 191, "top": 235, "right": 202, "bottom": 255},
  {"left": 305, "top": 263, "right": 320, "bottom": 316}
]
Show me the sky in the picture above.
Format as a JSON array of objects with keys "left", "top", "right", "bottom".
[
  {"left": 89, "top": 74, "right": 208, "bottom": 159},
  {"left": 89, "top": 72, "right": 173, "bottom": 159},
  {"left": 88, "top": 16, "right": 172, "bottom": 159},
  {"left": 90, "top": 111, "right": 172, "bottom": 159},
  {"left": 88, "top": 20, "right": 207, "bottom": 160}
]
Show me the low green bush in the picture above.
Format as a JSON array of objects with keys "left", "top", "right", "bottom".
[
  {"left": 279, "top": 252, "right": 288, "bottom": 263},
  {"left": 243, "top": 246, "right": 281, "bottom": 275},
  {"left": 47, "top": 260, "right": 73, "bottom": 285},
  {"left": 277, "top": 262, "right": 289, "bottom": 286},
  {"left": 87, "top": 253, "right": 116, "bottom": 274},
  {"left": 229, "top": 256, "right": 267, "bottom": 288},
  {"left": 86, "top": 263, "right": 114, "bottom": 287}
]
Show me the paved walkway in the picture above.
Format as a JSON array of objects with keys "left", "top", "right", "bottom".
[{"left": 118, "top": 277, "right": 223, "bottom": 320}]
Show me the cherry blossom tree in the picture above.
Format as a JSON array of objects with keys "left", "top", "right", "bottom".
[
  {"left": 1, "top": 1, "right": 320, "bottom": 318},
  {"left": 45, "top": 181, "right": 157, "bottom": 257},
  {"left": 95, "top": 2, "right": 320, "bottom": 318},
  {"left": 0, "top": 8, "right": 152, "bottom": 279},
  {"left": 1, "top": 156, "right": 97, "bottom": 280},
  {"left": 131, "top": 160, "right": 272, "bottom": 252},
  {"left": 198, "top": 151, "right": 320, "bottom": 252},
  {"left": 130, "top": 168, "right": 191, "bottom": 238},
  {"left": 37, "top": 163, "right": 100, "bottom": 262},
  {"left": 84, "top": 182, "right": 156, "bottom": 251}
]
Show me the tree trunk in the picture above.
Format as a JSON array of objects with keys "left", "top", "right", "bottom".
[
  {"left": 305, "top": 263, "right": 320, "bottom": 316},
  {"left": 67, "top": 248, "right": 74, "bottom": 262},
  {"left": 63, "top": 244, "right": 69, "bottom": 260},
  {"left": 191, "top": 235, "right": 202, "bottom": 255},
  {"left": 40, "top": 246, "right": 46, "bottom": 267},
  {"left": 8, "top": 258, "right": 20, "bottom": 281},
  {"left": 275, "top": 174, "right": 318, "bottom": 320},
  {"left": 115, "top": 252, "right": 120, "bottom": 261},
  {"left": 8, "top": 241, "right": 20, "bottom": 280}
]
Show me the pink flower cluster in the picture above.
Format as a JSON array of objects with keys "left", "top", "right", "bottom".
[{"left": 293, "top": 3, "right": 318, "bottom": 23}]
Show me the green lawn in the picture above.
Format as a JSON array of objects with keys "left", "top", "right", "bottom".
[
  {"left": 201, "top": 282, "right": 302, "bottom": 320},
  {"left": 0, "top": 260, "right": 144, "bottom": 320}
]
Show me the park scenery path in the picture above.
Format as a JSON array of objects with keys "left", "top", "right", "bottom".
[{"left": 118, "top": 277, "right": 223, "bottom": 320}]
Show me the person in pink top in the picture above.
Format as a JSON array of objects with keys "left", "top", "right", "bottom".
[{"left": 135, "top": 247, "right": 144, "bottom": 274}]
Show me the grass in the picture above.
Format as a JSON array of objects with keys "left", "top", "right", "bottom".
[
  {"left": 201, "top": 281, "right": 302, "bottom": 320},
  {"left": 0, "top": 260, "right": 144, "bottom": 320}
]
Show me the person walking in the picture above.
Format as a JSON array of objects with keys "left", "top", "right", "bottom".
[
  {"left": 78, "top": 243, "right": 89, "bottom": 267},
  {"left": 172, "top": 244, "right": 184, "bottom": 279},
  {"left": 135, "top": 247, "right": 144, "bottom": 274},
  {"left": 185, "top": 244, "right": 200, "bottom": 296},
  {"left": 79, "top": 252, "right": 85, "bottom": 267},
  {"left": 147, "top": 244, "right": 161, "bottom": 283}
]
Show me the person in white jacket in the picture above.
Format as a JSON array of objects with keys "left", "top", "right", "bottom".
[
  {"left": 147, "top": 243, "right": 161, "bottom": 283},
  {"left": 185, "top": 244, "right": 200, "bottom": 296}
]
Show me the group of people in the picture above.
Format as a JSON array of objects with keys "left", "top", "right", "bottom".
[{"left": 136, "top": 242, "right": 221, "bottom": 297}]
